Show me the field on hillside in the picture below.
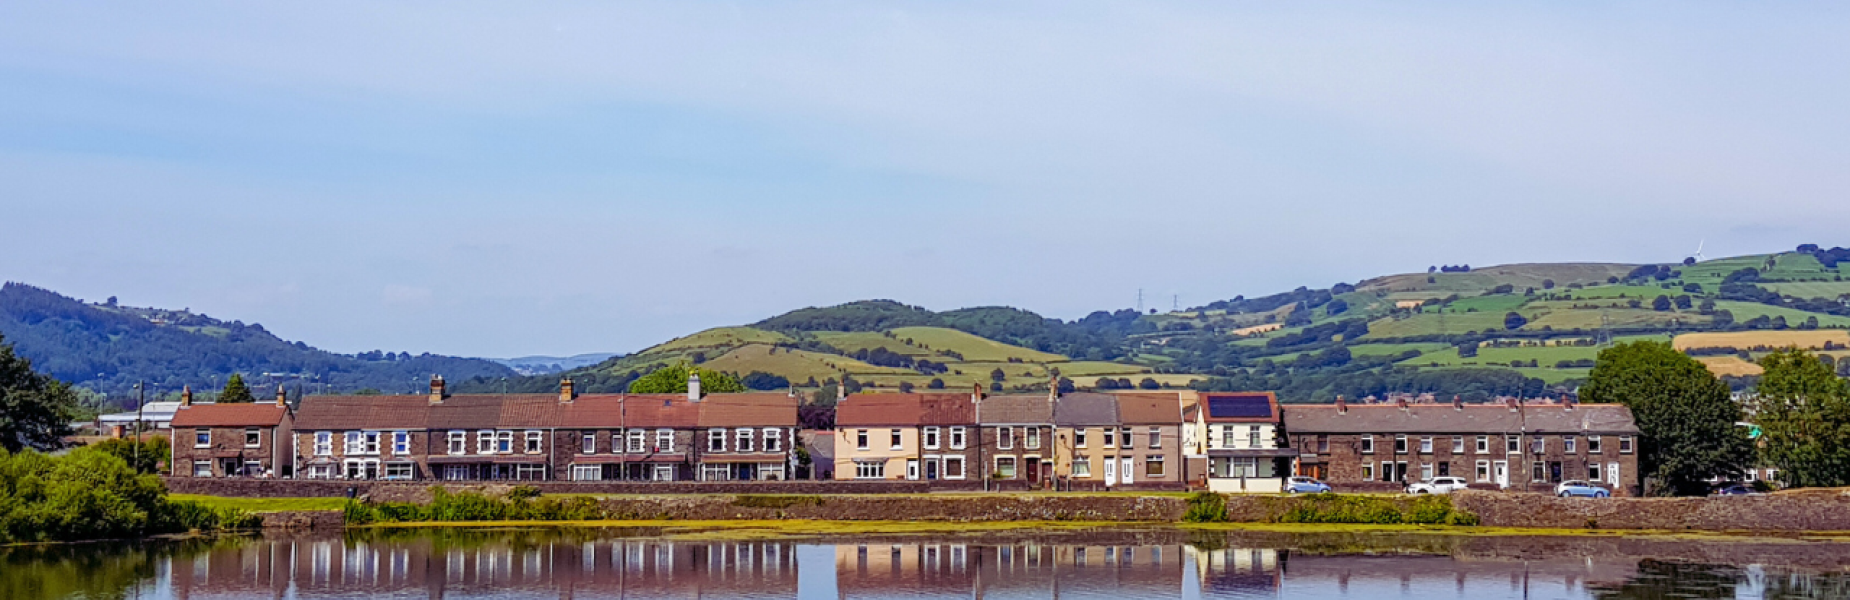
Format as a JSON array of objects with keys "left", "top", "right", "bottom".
[
  {"left": 1712, "top": 301, "right": 1850, "bottom": 328},
  {"left": 1356, "top": 264, "right": 1635, "bottom": 295},
  {"left": 1363, "top": 311, "right": 1520, "bottom": 338},
  {"left": 1697, "top": 356, "right": 1764, "bottom": 377},
  {"left": 1672, "top": 330, "right": 1850, "bottom": 351},
  {"left": 701, "top": 344, "right": 914, "bottom": 381},
  {"left": 1760, "top": 281, "right": 1850, "bottom": 299},
  {"left": 1565, "top": 284, "right": 1686, "bottom": 300},
  {"left": 654, "top": 327, "right": 791, "bottom": 353},
  {"left": 811, "top": 331, "right": 934, "bottom": 356},
  {"left": 1398, "top": 344, "right": 1602, "bottom": 368},
  {"left": 887, "top": 326, "right": 1067, "bottom": 362}
]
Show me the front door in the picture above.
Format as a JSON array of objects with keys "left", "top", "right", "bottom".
[
  {"left": 1120, "top": 457, "right": 1134, "bottom": 486},
  {"left": 1103, "top": 456, "right": 1117, "bottom": 486},
  {"left": 1494, "top": 461, "right": 1509, "bottom": 488},
  {"left": 1026, "top": 459, "right": 1040, "bottom": 484},
  {"left": 925, "top": 459, "right": 939, "bottom": 480}
]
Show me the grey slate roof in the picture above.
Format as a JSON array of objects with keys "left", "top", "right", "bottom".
[
  {"left": 1053, "top": 392, "right": 1120, "bottom": 427},
  {"left": 978, "top": 394, "right": 1053, "bottom": 425},
  {"left": 1282, "top": 403, "right": 1638, "bottom": 434}
]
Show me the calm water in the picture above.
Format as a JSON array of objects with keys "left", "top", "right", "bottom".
[{"left": 5, "top": 526, "right": 1850, "bottom": 599}]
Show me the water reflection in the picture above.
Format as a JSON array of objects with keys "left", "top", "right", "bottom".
[{"left": 6, "top": 528, "right": 1850, "bottom": 599}]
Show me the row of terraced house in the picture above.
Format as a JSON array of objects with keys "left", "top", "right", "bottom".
[{"left": 167, "top": 375, "right": 1642, "bottom": 495}]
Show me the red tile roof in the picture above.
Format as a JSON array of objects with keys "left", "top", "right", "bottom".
[
  {"left": 295, "top": 395, "right": 431, "bottom": 430},
  {"left": 697, "top": 393, "right": 799, "bottom": 428},
  {"left": 169, "top": 403, "right": 287, "bottom": 427},
  {"left": 918, "top": 393, "right": 977, "bottom": 426}
]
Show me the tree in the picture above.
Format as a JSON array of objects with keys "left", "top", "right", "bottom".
[
  {"left": 1755, "top": 349, "right": 1850, "bottom": 488},
  {"left": 1683, "top": 256, "right": 1697, "bottom": 266},
  {"left": 740, "top": 371, "right": 790, "bottom": 391},
  {"left": 1674, "top": 295, "right": 1692, "bottom": 310},
  {"left": 218, "top": 373, "right": 255, "bottom": 404},
  {"left": 0, "top": 335, "right": 81, "bottom": 452},
  {"left": 990, "top": 368, "right": 1006, "bottom": 383},
  {"left": 626, "top": 363, "right": 745, "bottom": 395},
  {"left": 1325, "top": 298, "right": 1348, "bottom": 316},
  {"left": 1542, "top": 279, "right": 1556, "bottom": 290},
  {"left": 1095, "top": 377, "right": 1119, "bottom": 390},
  {"left": 898, "top": 381, "right": 915, "bottom": 393},
  {"left": 1712, "top": 309, "right": 1734, "bottom": 329},
  {"left": 927, "top": 378, "right": 945, "bottom": 389},
  {"left": 1651, "top": 295, "right": 1672, "bottom": 312},
  {"left": 1580, "top": 341, "right": 1754, "bottom": 496},
  {"left": 1139, "top": 378, "right": 1161, "bottom": 390},
  {"left": 1503, "top": 312, "right": 1527, "bottom": 330}
]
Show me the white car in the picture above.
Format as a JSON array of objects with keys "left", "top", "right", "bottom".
[{"left": 1405, "top": 476, "right": 1471, "bottom": 494}]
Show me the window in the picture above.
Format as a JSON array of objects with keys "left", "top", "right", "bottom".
[
  {"left": 1437, "top": 462, "right": 1451, "bottom": 477},
  {"left": 1452, "top": 436, "right": 1464, "bottom": 452},
  {"left": 393, "top": 431, "right": 410, "bottom": 455},
  {"left": 314, "top": 432, "right": 332, "bottom": 456},
  {"left": 194, "top": 429, "right": 211, "bottom": 448},
  {"left": 996, "top": 456, "right": 1018, "bottom": 478},
  {"left": 709, "top": 429, "right": 727, "bottom": 452},
  {"left": 1221, "top": 426, "right": 1235, "bottom": 448},
  {"left": 524, "top": 431, "right": 542, "bottom": 453},
  {"left": 1475, "top": 460, "right": 1491, "bottom": 482},
  {"left": 363, "top": 431, "right": 381, "bottom": 454},
  {"left": 628, "top": 430, "right": 646, "bottom": 453},
  {"left": 609, "top": 429, "right": 624, "bottom": 454},
  {"left": 1075, "top": 429, "right": 1088, "bottom": 448},
  {"left": 944, "top": 456, "right": 966, "bottom": 479},
  {"left": 1531, "top": 461, "right": 1546, "bottom": 482},
  {"left": 1360, "top": 435, "right": 1374, "bottom": 454},
  {"left": 1102, "top": 428, "right": 1115, "bottom": 448},
  {"left": 1145, "top": 455, "right": 1166, "bottom": 477},
  {"left": 1029, "top": 427, "right": 1043, "bottom": 449},
  {"left": 345, "top": 431, "right": 364, "bottom": 454},
  {"left": 479, "top": 430, "right": 495, "bottom": 454},
  {"left": 764, "top": 428, "right": 782, "bottom": 452},
  {"left": 448, "top": 431, "right": 465, "bottom": 454},
  {"left": 890, "top": 429, "right": 903, "bottom": 450},
  {"left": 193, "top": 460, "right": 212, "bottom": 477},
  {"left": 1420, "top": 463, "right": 1434, "bottom": 481},
  {"left": 1072, "top": 457, "right": 1092, "bottom": 477},
  {"left": 515, "top": 464, "right": 546, "bottom": 480},
  {"left": 244, "top": 428, "right": 261, "bottom": 447},
  {"left": 1564, "top": 436, "right": 1576, "bottom": 453},
  {"left": 1476, "top": 436, "right": 1489, "bottom": 453},
  {"left": 949, "top": 426, "right": 967, "bottom": 449},
  {"left": 998, "top": 426, "right": 1014, "bottom": 450},
  {"left": 703, "top": 464, "right": 732, "bottom": 481},
  {"left": 496, "top": 431, "right": 514, "bottom": 453},
  {"left": 1247, "top": 427, "right": 1260, "bottom": 448},
  {"left": 735, "top": 428, "right": 754, "bottom": 452},
  {"left": 572, "top": 465, "right": 602, "bottom": 481},
  {"left": 1531, "top": 437, "right": 1544, "bottom": 454},
  {"left": 1588, "top": 435, "right": 1603, "bottom": 453},
  {"left": 656, "top": 429, "right": 674, "bottom": 452},
  {"left": 384, "top": 462, "right": 414, "bottom": 481},
  {"left": 582, "top": 433, "right": 596, "bottom": 454},
  {"left": 1361, "top": 463, "right": 1375, "bottom": 481},
  {"left": 1316, "top": 435, "right": 1329, "bottom": 453},
  {"left": 923, "top": 426, "right": 941, "bottom": 449},
  {"left": 1589, "top": 462, "right": 1603, "bottom": 482},
  {"left": 855, "top": 461, "right": 886, "bottom": 479},
  {"left": 1394, "top": 435, "right": 1408, "bottom": 453},
  {"left": 1619, "top": 435, "right": 1634, "bottom": 454},
  {"left": 856, "top": 429, "right": 869, "bottom": 450},
  {"left": 1506, "top": 435, "right": 1521, "bottom": 454},
  {"left": 1420, "top": 437, "right": 1433, "bottom": 454},
  {"left": 1119, "top": 427, "right": 1133, "bottom": 449}
]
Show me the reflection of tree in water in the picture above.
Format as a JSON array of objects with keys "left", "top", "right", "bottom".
[
  {"left": 1590, "top": 559, "right": 1850, "bottom": 600},
  {"left": 0, "top": 536, "right": 252, "bottom": 600}
]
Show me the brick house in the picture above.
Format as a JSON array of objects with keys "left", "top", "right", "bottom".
[
  {"left": 977, "top": 393, "right": 1054, "bottom": 487},
  {"left": 917, "top": 392, "right": 979, "bottom": 482},
  {"left": 1112, "top": 392, "right": 1184, "bottom": 489},
  {"left": 1191, "top": 392, "right": 1294, "bottom": 493},
  {"left": 833, "top": 394, "right": 925, "bottom": 481},
  {"left": 169, "top": 385, "right": 294, "bottom": 478},
  {"left": 1283, "top": 396, "right": 1641, "bottom": 495},
  {"left": 693, "top": 392, "right": 801, "bottom": 481},
  {"left": 556, "top": 392, "right": 698, "bottom": 482}
]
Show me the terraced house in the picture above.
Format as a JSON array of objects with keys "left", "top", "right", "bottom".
[
  {"left": 1282, "top": 396, "right": 1641, "bottom": 495},
  {"left": 832, "top": 392, "right": 980, "bottom": 481},
  {"left": 289, "top": 375, "right": 797, "bottom": 481},
  {"left": 1189, "top": 392, "right": 1294, "bottom": 493},
  {"left": 168, "top": 385, "right": 294, "bottom": 478},
  {"left": 977, "top": 393, "right": 1054, "bottom": 487}
]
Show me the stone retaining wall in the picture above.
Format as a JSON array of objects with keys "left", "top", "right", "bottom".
[
  {"left": 1452, "top": 489, "right": 1850, "bottom": 531},
  {"left": 588, "top": 494, "right": 1188, "bottom": 521},
  {"left": 165, "top": 477, "right": 940, "bottom": 498}
]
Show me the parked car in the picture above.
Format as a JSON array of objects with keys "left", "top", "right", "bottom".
[
  {"left": 1555, "top": 480, "right": 1610, "bottom": 498},
  {"left": 1284, "top": 476, "right": 1332, "bottom": 494},
  {"left": 1711, "top": 482, "right": 1762, "bottom": 496},
  {"left": 1405, "top": 476, "right": 1470, "bottom": 494}
]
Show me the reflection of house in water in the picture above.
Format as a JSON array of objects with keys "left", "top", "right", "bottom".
[
  {"left": 161, "top": 537, "right": 800, "bottom": 598},
  {"left": 834, "top": 542, "right": 1188, "bottom": 597},
  {"left": 1190, "top": 546, "right": 1284, "bottom": 596},
  {"left": 1278, "top": 554, "right": 1637, "bottom": 598}
]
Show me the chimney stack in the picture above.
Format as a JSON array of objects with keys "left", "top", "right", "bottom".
[
  {"left": 560, "top": 377, "right": 575, "bottom": 403},
  {"left": 1452, "top": 394, "right": 1463, "bottom": 410},
  {"left": 1395, "top": 395, "right": 1409, "bottom": 410},
  {"left": 181, "top": 385, "right": 194, "bottom": 407},
  {"left": 429, "top": 375, "right": 447, "bottom": 404},
  {"left": 1506, "top": 396, "right": 1520, "bottom": 412},
  {"left": 275, "top": 384, "right": 288, "bottom": 407},
  {"left": 688, "top": 371, "right": 702, "bottom": 401},
  {"left": 1562, "top": 394, "right": 1575, "bottom": 411},
  {"left": 1336, "top": 395, "right": 1347, "bottom": 414},
  {"left": 837, "top": 376, "right": 848, "bottom": 403}
]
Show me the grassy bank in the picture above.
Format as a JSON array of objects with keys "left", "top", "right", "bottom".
[{"left": 166, "top": 495, "right": 347, "bottom": 513}]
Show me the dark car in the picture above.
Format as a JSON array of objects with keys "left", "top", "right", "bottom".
[{"left": 1711, "top": 482, "right": 1761, "bottom": 496}]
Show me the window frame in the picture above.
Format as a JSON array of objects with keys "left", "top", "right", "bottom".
[
  {"left": 314, "top": 431, "right": 332, "bottom": 456},
  {"left": 1360, "top": 462, "right": 1375, "bottom": 481},
  {"left": 709, "top": 428, "right": 727, "bottom": 452},
  {"left": 1619, "top": 435, "right": 1634, "bottom": 454},
  {"left": 655, "top": 429, "right": 674, "bottom": 453},
  {"left": 1506, "top": 435, "right": 1521, "bottom": 454},
  {"left": 1394, "top": 434, "right": 1408, "bottom": 453},
  {"left": 1360, "top": 435, "right": 1374, "bottom": 454},
  {"left": 496, "top": 431, "right": 514, "bottom": 454},
  {"left": 345, "top": 431, "right": 364, "bottom": 454},
  {"left": 195, "top": 428, "right": 211, "bottom": 448},
  {"left": 1419, "top": 436, "right": 1433, "bottom": 454},
  {"left": 1119, "top": 426, "right": 1133, "bottom": 449},
  {"left": 1564, "top": 436, "right": 1576, "bottom": 453},
  {"left": 855, "top": 461, "right": 886, "bottom": 480},
  {"left": 628, "top": 430, "right": 647, "bottom": 453},
  {"left": 890, "top": 428, "right": 903, "bottom": 450},
  {"left": 582, "top": 433, "right": 597, "bottom": 454},
  {"left": 478, "top": 430, "right": 495, "bottom": 454},
  {"left": 1476, "top": 435, "right": 1489, "bottom": 453},
  {"left": 922, "top": 426, "right": 941, "bottom": 450},
  {"left": 1475, "top": 460, "right": 1491, "bottom": 482},
  {"left": 995, "top": 456, "right": 1018, "bottom": 479},
  {"left": 856, "top": 429, "right": 869, "bottom": 451},
  {"left": 392, "top": 431, "right": 410, "bottom": 455},
  {"left": 1452, "top": 435, "right": 1464, "bottom": 453},
  {"left": 1145, "top": 455, "right": 1166, "bottom": 477},
  {"left": 763, "top": 428, "right": 782, "bottom": 452},
  {"left": 949, "top": 426, "right": 967, "bottom": 450},
  {"left": 1072, "top": 456, "right": 1092, "bottom": 477},
  {"left": 1075, "top": 429, "right": 1087, "bottom": 449},
  {"left": 1028, "top": 427, "right": 1043, "bottom": 449},
  {"left": 244, "top": 428, "right": 261, "bottom": 448},
  {"left": 523, "top": 430, "right": 542, "bottom": 454},
  {"left": 998, "top": 426, "right": 1014, "bottom": 450},
  {"left": 735, "top": 428, "right": 754, "bottom": 453},
  {"left": 1588, "top": 435, "right": 1603, "bottom": 454},
  {"left": 447, "top": 431, "right": 465, "bottom": 455},
  {"left": 943, "top": 455, "right": 966, "bottom": 479}
]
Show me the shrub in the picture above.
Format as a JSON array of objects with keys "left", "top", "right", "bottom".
[
  {"left": 1274, "top": 494, "right": 1474, "bottom": 525},
  {"left": 1182, "top": 492, "right": 1228, "bottom": 523}
]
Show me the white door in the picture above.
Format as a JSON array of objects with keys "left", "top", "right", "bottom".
[
  {"left": 1607, "top": 463, "right": 1620, "bottom": 488},
  {"left": 1120, "top": 457, "right": 1134, "bottom": 485},
  {"left": 1494, "top": 461, "right": 1509, "bottom": 488},
  {"left": 1103, "top": 457, "right": 1117, "bottom": 486},
  {"left": 906, "top": 459, "right": 920, "bottom": 481}
]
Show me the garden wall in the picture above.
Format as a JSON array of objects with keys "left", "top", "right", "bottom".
[{"left": 1451, "top": 489, "right": 1850, "bottom": 531}]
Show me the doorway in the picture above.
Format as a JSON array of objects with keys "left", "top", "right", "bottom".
[
  {"left": 1103, "top": 456, "right": 1117, "bottom": 486},
  {"left": 1493, "top": 461, "right": 1509, "bottom": 488},
  {"left": 1026, "top": 458, "right": 1041, "bottom": 484}
]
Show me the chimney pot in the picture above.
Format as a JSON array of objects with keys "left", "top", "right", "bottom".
[
  {"left": 181, "top": 385, "right": 194, "bottom": 407},
  {"left": 560, "top": 377, "right": 575, "bottom": 403},
  {"left": 429, "top": 375, "right": 446, "bottom": 404},
  {"left": 688, "top": 371, "right": 701, "bottom": 402},
  {"left": 1452, "top": 394, "right": 1463, "bottom": 410},
  {"left": 1336, "top": 395, "right": 1347, "bottom": 414},
  {"left": 1395, "top": 395, "right": 1408, "bottom": 410},
  {"left": 276, "top": 383, "right": 288, "bottom": 407}
]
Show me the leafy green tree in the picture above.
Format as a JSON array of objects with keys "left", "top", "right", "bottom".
[
  {"left": 1542, "top": 279, "right": 1556, "bottom": 290},
  {"left": 626, "top": 363, "right": 744, "bottom": 395},
  {"left": 1581, "top": 341, "right": 1754, "bottom": 495},
  {"left": 1651, "top": 295, "right": 1672, "bottom": 311},
  {"left": 1139, "top": 378, "right": 1161, "bottom": 390},
  {"left": 0, "top": 335, "right": 81, "bottom": 452},
  {"left": 990, "top": 368, "right": 1006, "bottom": 382},
  {"left": 1754, "top": 349, "right": 1850, "bottom": 488},
  {"left": 1712, "top": 309, "right": 1734, "bottom": 329},
  {"left": 218, "top": 373, "right": 255, "bottom": 404},
  {"left": 88, "top": 435, "right": 170, "bottom": 474},
  {"left": 898, "top": 381, "right": 915, "bottom": 393},
  {"left": 1503, "top": 312, "right": 1527, "bottom": 330},
  {"left": 927, "top": 378, "right": 945, "bottom": 389}
]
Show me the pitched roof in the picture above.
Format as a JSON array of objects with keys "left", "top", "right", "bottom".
[
  {"left": 918, "top": 393, "right": 977, "bottom": 425},
  {"left": 835, "top": 393, "right": 923, "bottom": 427},
  {"left": 295, "top": 395, "right": 432, "bottom": 430},
  {"left": 1199, "top": 392, "right": 1280, "bottom": 423},
  {"left": 1282, "top": 403, "right": 1638, "bottom": 434},
  {"left": 1115, "top": 392, "right": 1183, "bottom": 425},
  {"left": 697, "top": 392, "right": 800, "bottom": 427},
  {"left": 978, "top": 394, "right": 1053, "bottom": 424},
  {"left": 1053, "top": 392, "right": 1120, "bottom": 426},
  {"left": 169, "top": 403, "right": 287, "bottom": 428}
]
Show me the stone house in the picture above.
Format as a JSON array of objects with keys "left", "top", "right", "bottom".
[
  {"left": 1192, "top": 392, "right": 1294, "bottom": 493},
  {"left": 833, "top": 393, "right": 925, "bottom": 481},
  {"left": 1283, "top": 397, "right": 1641, "bottom": 495},
  {"left": 168, "top": 385, "right": 294, "bottom": 478},
  {"left": 554, "top": 392, "right": 699, "bottom": 482},
  {"left": 977, "top": 393, "right": 1055, "bottom": 487}
]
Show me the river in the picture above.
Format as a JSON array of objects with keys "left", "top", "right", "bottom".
[{"left": 5, "top": 525, "right": 1849, "bottom": 599}]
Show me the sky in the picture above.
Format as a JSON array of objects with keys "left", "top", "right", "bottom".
[{"left": 3, "top": 2, "right": 1849, "bottom": 358}]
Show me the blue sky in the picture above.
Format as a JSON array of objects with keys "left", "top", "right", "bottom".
[{"left": 3, "top": 2, "right": 1848, "bottom": 358}]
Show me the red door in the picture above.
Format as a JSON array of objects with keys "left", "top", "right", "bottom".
[{"left": 1026, "top": 459, "right": 1041, "bottom": 485}]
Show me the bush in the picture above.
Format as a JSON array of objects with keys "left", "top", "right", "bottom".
[
  {"left": 345, "top": 487, "right": 609, "bottom": 524},
  {"left": 0, "top": 446, "right": 253, "bottom": 542},
  {"left": 1274, "top": 494, "right": 1474, "bottom": 525},
  {"left": 1182, "top": 492, "right": 1228, "bottom": 523}
]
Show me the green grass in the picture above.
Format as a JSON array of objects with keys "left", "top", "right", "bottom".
[
  {"left": 1760, "top": 281, "right": 1850, "bottom": 299},
  {"left": 887, "top": 326, "right": 1067, "bottom": 362},
  {"left": 702, "top": 344, "right": 913, "bottom": 381},
  {"left": 1362, "top": 311, "right": 1515, "bottom": 338},
  {"left": 1437, "top": 294, "right": 1531, "bottom": 314},
  {"left": 1566, "top": 284, "right": 1683, "bottom": 300},
  {"left": 1398, "top": 344, "right": 1601, "bottom": 367},
  {"left": 1713, "top": 301, "right": 1850, "bottom": 328},
  {"left": 1345, "top": 342, "right": 1448, "bottom": 357},
  {"left": 1046, "top": 360, "right": 1150, "bottom": 376},
  {"left": 168, "top": 495, "right": 347, "bottom": 513},
  {"left": 810, "top": 331, "right": 935, "bottom": 356},
  {"left": 650, "top": 326, "right": 791, "bottom": 353}
]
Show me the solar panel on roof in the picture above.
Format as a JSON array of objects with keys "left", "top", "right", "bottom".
[{"left": 1207, "top": 395, "right": 1272, "bottom": 418}]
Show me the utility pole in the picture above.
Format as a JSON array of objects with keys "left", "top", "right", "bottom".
[{"left": 1136, "top": 289, "right": 1144, "bottom": 313}]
